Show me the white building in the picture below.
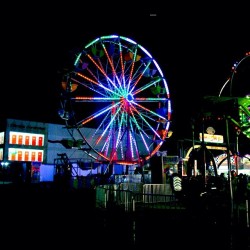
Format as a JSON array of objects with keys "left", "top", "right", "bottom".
[{"left": 0, "top": 118, "right": 101, "bottom": 183}]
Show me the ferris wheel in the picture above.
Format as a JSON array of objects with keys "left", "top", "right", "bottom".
[{"left": 59, "top": 35, "right": 172, "bottom": 166}]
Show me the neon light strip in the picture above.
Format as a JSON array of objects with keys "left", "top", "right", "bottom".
[
  {"left": 76, "top": 72, "right": 116, "bottom": 95},
  {"left": 132, "top": 101, "right": 168, "bottom": 122},
  {"left": 135, "top": 97, "right": 168, "bottom": 102},
  {"left": 86, "top": 53, "right": 120, "bottom": 92},
  {"left": 131, "top": 105, "right": 162, "bottom": 140},
  {"left": 129, "top": 108, "right": 151, "bottom": 152},
  {"left": 115, "top": 112, "right": 124, "bottom": 148},
  {"left": 127, "top": 46, "right": 138, "bottom": 91},
  {"left": 96, "top": 106, "right": 122, "bottom": 144},
  {"left": 130, "top": 61, "right": 152, "bottom": 93},
  {"left": 74, "top": 97, "right": 120, "bottom": 101},
  {"left": 132, "top": 76, "right": 161, "bottom": 95},
  {"left": 70, "top": 77, "right": 106, "bottom": 97},
  {"left": 81, "top": 102, "right": 120, "bottom": 126},
  {"left": 101, "top": 41, "right": 123, "bottom": 90},
  {"left": 118, "top": 41, "right": 126, "bottom": 89}
]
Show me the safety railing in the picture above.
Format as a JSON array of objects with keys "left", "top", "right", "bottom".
[{"left": 95, "top": 183, "right": 185, "bottom": 212}]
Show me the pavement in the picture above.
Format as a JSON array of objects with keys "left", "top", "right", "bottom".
[{"left": 0, "top": 183, "right": 249, "bottom": 249}]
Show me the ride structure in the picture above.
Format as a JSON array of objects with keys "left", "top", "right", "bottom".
[
  {"left": 58, "top": 35, "right": 172, "bottom": 169},
  {"left": 183, "top": 52, "right": 250, "bottom": 181}
]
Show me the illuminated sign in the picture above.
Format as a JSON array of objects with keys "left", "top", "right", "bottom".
[
  {"left": 9, "top": 132, "right": 44, "bottom": 146},
  {"left": 0, "top": 132, "right": 4, "bottom": 144},
  {"left": 199, "top": 133, "right": 224, "bottom": 143},
  {"left": 8, "top": 148, "right": 44, "bottom": 162}
]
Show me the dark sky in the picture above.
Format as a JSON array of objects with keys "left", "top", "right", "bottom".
[{"left": 1, "top": 3, "right": 249, "bottom": 154}]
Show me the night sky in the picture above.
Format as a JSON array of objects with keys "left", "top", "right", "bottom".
[{"left": 1, "top": 3, "right": 249, "bottom": 155}]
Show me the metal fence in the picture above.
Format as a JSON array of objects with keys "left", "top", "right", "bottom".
[{"left": 95, "top": 183, "right": 185, "bottom": 212}]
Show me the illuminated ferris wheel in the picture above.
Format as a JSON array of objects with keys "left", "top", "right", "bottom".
[{"left": 59, "top": 35, "right": 172, "bottom": 166}]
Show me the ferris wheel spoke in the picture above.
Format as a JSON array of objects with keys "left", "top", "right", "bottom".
[
  {"left": 128, "top": 117, "right": 151, "bottom": 156},
  {"left": 132, "top": 101, "right": 169, "bottom": 124},
  {"left": 131, "top": 107, "right": 162, "bottom": 141},
  {"left": 75, "top": 72, "right": 119, "bottom": 96},
  {"left": 132, "top": 76, "right": 162, "bottom": 96},
  {"left": 95, "top": 106, "right": 122, "bottom": 145},
  {"left": 129, "top": 61, "right": 153, "bottom": 93},
  {"left": 76, "top": 102, "right": 120, "bottom": 126},
  {"left": 71, "top": 77, "right": 107, "bottom": 97},
  {"left": 84, "top": 43, "right": 125, "bottom": 96},
  {"left": 134, "top": 97, "right": 169, "bottom": 102},
  {"left": 73, "top": 97, "right": 121, "bottom": 102},
  {"left": 100, "top": 41, "right": 124, "bottom": 90}
]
